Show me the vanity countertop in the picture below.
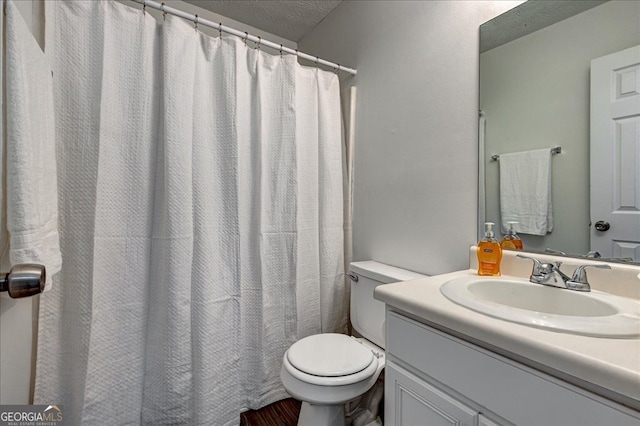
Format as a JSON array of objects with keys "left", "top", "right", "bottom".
[{"left": 375, "top": 258, "right": 640, "bottom": 411}]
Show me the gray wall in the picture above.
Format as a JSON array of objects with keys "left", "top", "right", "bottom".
[
  {"left": 299, "top": 1, "right": 521, "bottom": 275},
  {"left": 481, "top": 0, "right": 640, "bottom": 256}
]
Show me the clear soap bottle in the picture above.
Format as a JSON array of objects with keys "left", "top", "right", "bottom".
[
  {"left": 477, "top": 222, "right": 502, "bottom": 276},
  {"left": 501, "top": 221, "right": 523, "bottom": 250}
]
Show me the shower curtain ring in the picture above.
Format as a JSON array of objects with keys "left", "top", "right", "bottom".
[
  {"left": 161, "top": 2, "right": 166, "bottom": 20},
  {"left": 194, "top": 14, "right": 198, "bottom": 31},
  {"left": 219, "top": 23, "right": 223, "bottom": 38},
  {"left": 280, "top": 44, "right": 283, "bottom": 56},
  {"left": 255, "top": 36, "right": 261, "bottom": 50},
  {"left": 334, "top": 64, "right": 341, "bottom": 74},
  {"left": 142, "top": 0, "right": 146, "bottom": 15},
  {"left": 315, "top": 56, "right": 319, "bottom": 66},
  {"left": 242, "top": 32, "right": 248, "bottom": 45}
]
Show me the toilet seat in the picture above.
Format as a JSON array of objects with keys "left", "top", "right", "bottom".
[
  {"left": 288, "top": 334, "right": 374, "bottom": 376},
  {"left": 284, "top": 334, "right": 379, "bottom": 386}
]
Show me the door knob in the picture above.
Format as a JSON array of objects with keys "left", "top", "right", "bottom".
[
  {"left": 594, "top": 221, "right": 610, "bottom": 232},
  {"left": 0, "top": 264, "right": 46, "bottom": 298}
]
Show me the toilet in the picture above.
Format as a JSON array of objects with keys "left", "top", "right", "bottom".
[{"left": 280, "top": 261, "right": 426, "bottom": 425}]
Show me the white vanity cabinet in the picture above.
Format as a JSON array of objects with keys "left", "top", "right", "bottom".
[{"left": 384, "top": 310, "right": 640, "bottom": 426}]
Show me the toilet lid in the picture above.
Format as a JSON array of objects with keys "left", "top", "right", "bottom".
[{"left": 287, "top": 334, "right": 374, "bottom": 377}]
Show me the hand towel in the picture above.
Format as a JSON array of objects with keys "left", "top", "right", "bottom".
[
  {"left": 5, "top": 0, "right": 61, "bottom": 290},
  {"left": 499, "top": 148, "right": 553, "bottom": 236}
]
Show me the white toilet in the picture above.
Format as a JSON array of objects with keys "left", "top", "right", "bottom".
[{"left": 280, "top": 261, "right": 426, "bottom": 425}]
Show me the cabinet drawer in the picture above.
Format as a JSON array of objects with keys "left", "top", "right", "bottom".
[{"left": 386, "top": 311, "right": 640, "bottom": 425}]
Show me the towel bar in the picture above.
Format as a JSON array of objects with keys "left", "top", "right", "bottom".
[{"left": 491, "top": 146, "right": 561, "bottom": 161}]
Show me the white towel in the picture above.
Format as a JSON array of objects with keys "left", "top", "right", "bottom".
[
  {"left": 499, "top": 148, "right": 553, "bottom": 236},
  {"left": 5, "top": 0, "right": 61, "bottom": 290}
]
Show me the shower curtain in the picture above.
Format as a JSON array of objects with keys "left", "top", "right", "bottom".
[{"left": 34, "top": 1, "right": 346, "bottom": 424}]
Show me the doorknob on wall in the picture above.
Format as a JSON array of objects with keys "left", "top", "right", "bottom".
[
  {"left": 595, "top": 221, "right": 610, "bottom": 231},
  {"left": 0, "top": 264, "right": 46, "bottom": 298}
]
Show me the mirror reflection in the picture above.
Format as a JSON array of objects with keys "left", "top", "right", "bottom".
[{"left": 479, "top": 0, "right": 640, "bottom": 264}]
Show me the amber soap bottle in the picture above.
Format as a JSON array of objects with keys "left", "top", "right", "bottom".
[
  {"left": 501, "top": 221, "right": 523, "bottom": 250},
  {"left": 477, "top": 222, "right": 502, "bottom": 276}
]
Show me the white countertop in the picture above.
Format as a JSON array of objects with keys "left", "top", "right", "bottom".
[{"left": 375, "top": 259, "right": 640, "bottom": 411}]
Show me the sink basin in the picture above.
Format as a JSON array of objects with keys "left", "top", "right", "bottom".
[{"left": 440, "top": 276, "right": 640, "bottom": 338}]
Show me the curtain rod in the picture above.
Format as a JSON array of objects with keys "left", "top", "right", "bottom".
[{"left": 131, "top": 0, "right": 357, "bottom": 76}]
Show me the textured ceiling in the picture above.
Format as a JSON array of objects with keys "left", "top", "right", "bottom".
[
  {"left": 480, "top": 0, "right": 608, "bottom": 53},
  {"left": 183, "top": 0, "right": 343, "bottom": 42}
]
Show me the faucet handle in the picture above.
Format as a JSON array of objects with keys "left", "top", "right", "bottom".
[
  {"left": 516, "top": 254, "right": 541, "bottom": 271},
  {"left": 516, "top": 254, "right": 554, "bottom": 271},
  {"left": 570, "top": 264, "right": 611, "bottom": 282},
  {"left": 566, "top": 264, "right": 611, "bottom": 292},
  {"left": 516, "top": 254, "right": 552, "bottom": 283},
  {"left": 516, "top": 254, "right": 540, "bottom": 265}
]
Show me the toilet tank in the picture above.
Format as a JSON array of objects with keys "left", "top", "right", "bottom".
[{"left": 349, "top": 261, "right": 426, "bottom": 349}]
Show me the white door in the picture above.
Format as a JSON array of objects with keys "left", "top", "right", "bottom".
[{"left": 590, "top": 45, "right": 640, "bottom": 261}]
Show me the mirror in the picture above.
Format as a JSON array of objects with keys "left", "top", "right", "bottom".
[{"left": 479, "top": 0, "right": 640, "bottom": 264}]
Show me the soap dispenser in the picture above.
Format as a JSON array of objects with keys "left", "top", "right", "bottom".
[
  {"left": 477, "top": 222, "right": 502, "bottom": 276},
  {"left": 501, "top": 221, "right": 523, "bottom": 250}
]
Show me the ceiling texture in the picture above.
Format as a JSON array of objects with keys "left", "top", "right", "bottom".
[
  {"left": 185, "top": 1, "right": 611, "bottom": 48},
  {"left": 183, "top": 0, "right": 343, "bottom": 42},
  {"left": 480, "top": 0, "right": 607, "bottom": 52}
]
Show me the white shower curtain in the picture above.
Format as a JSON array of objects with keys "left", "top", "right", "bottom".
[{"left": 34, "top": 1, "right": 346, "bottom": 424}]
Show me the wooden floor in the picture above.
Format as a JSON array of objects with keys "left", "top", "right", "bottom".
[{"left": 240, "top": 398, "right": 301, "bottom": 426}]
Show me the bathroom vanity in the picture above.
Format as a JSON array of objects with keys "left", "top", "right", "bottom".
[{"left": 376, "top": 250, "right": 640, "bottom": 425}]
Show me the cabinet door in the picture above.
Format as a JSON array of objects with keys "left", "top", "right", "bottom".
[
  {"left": 386, "top": 361, "right": 477, "bottom": 426},
  {"left": 479, "top": 414, "right": 502, "bottom": 426}
]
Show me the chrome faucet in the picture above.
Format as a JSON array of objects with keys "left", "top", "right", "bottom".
[
  {"left": 517, "top": 254, "right": 571, "bottom": 288},
  {"left": 516, "top": 254, "right": 611, "bottom": 292}
]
